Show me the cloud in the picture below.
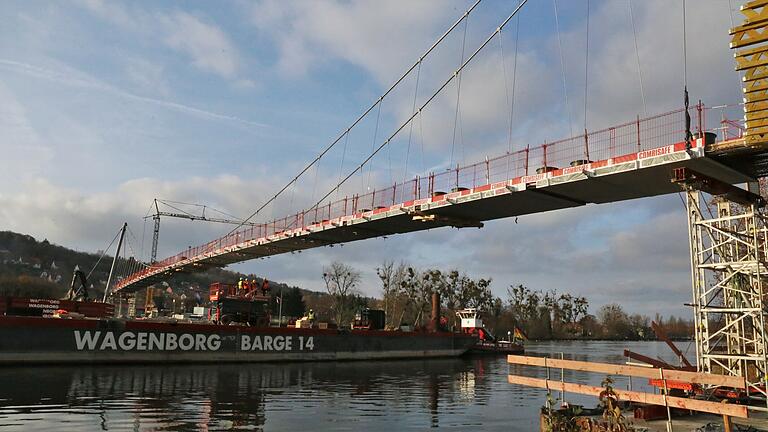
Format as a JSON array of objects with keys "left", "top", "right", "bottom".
[
  {"left": 0, "top": 59, "right": 266, "bottom": 128},
  {"left": 160, "top": 11, "right": 240, "bottom": 79},
  {"left": 248, "top": 0, "right": 462, "bottom": 79},
  {"left": 0, "top": 82, "right": 52, "bottom": 186},
  {"left": 75, "top": 1, "right": 247, "bottom": 83}
]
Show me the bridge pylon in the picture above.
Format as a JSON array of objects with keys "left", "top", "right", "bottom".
[{"left": 682, "top": 172, "right": 768, "bottom": 408}]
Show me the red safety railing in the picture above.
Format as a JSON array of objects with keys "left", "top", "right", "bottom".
[{"left": 117, "top": 104, "right": 725, "bottom": 291}]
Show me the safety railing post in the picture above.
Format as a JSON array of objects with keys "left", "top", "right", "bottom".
[
  {"left": 429, "top": 173, "right": 434, "bottom": 195},
  {"left": 543, "top": 143, "right": 548, "bottom": 171},
  {"left": 455, "top": 164, "right": 460, "bottom": 189},
  {"left": 485, "top": 156, "right": 490, "bottom": 184},
  {"left": 636, "top": 114, "right": 641, "bottom": 153},
  {"left": 584, "top": 128, "right": 590, "bottom": 161},
  {"left": 697, "top": 100, "right": 703, "bottom": 137},
  {"left": 392, "top": 183, "right": 397, "bottom": 205},
  {"left": 525, "top": 145, "right": 530, "bottom": 176},
  {"left": 415, "top": 176, "right": 419, "bottom": 200}
]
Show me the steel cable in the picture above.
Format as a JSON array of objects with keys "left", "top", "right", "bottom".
[
  {"left": 311, "top": 0, "right": 530, "bottom": 211},
  {"left": 227, "top": 0, "right": 484, "bottom": 236}
]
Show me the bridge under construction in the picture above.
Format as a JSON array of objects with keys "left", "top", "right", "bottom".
[{"left": 100, "top": 0, "right": 768, "bottom": 412}]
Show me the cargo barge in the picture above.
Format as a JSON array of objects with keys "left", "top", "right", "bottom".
[
  {"left": 0, "top": 315, "right": 476, "bottom": 364},
  {"left": 0, "top": 292, "right": 477, "bottom": 364}
]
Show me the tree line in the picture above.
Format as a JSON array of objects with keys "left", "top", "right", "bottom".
[{"left": 309, "top": 260, "right": 694, "bottom": 340}]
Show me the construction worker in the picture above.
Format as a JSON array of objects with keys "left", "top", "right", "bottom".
[
  {"left": 251, "top": 279, "right": 257, "bottom": 295},
  {"left": 237, "top": 277, "right": 244, "bottom": 293},
  {"left": 307, "top": 309, "right": 315, "bottom": 322},
  {"left": 242, "top": 278, "right": 250, "bottom": 294},
  {"left": 261, "top": 279, "right": 270, "bottom": 296}
]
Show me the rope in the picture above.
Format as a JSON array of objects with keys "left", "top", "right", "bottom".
[
  {"left": 226, "top": 0, "right": 484, "bottom": 236},
  {"left": 629, "top": 0, "right": 647, "bottom": 115},
  {"left": 450, "top": 16, "right": 470, "bottom": 168},
  {"left": 553, "top": 0, "right": 574, "bottom": 138},
  {"left": 311, "top": 0, "right": 530, "bottom": 211}
]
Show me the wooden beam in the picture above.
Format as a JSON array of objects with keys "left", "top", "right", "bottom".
[
  {"left": 651, "top": 321, "right": 694, "bottom": 368},
  {"left": 507, "top": 375, "right": 749, "bottom": 418},
  {"left": 507, "top": 355, "right": 747, "bottom": 389}
]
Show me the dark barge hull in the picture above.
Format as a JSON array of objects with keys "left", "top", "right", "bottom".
[{"left": 0, "top": 316, "right": 477, "bottom": 364}]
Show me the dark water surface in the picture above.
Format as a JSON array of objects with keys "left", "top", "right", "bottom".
[{"left": 0, "top": 341, "right": 686, "bottom": 431}]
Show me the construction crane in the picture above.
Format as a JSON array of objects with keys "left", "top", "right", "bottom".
[{"left": 147, "top": 199, "right": 261, "bottom": 263}]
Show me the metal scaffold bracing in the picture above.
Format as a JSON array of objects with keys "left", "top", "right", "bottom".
[{"left": 685, "top": 187, "right": 768, "bottom": 408}]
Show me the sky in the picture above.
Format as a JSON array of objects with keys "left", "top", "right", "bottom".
[{"left": 0, "top": 0, "right": 747, "bottom": 318}]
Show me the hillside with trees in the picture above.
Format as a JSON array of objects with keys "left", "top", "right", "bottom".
[{"left": 0, "top": 231, "right": 311, "bottom": 316}]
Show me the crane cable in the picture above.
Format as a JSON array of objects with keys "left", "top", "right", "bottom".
[
  {"left": 226, "top": 0, "right": 485, "bottom": 237},
  {"left": 311, "top": 0, "right": 530, "bottom": 211}
]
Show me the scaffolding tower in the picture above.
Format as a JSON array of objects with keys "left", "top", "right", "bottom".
[{"left": 686, "top": 184, "right": 768, "bottom": 407}]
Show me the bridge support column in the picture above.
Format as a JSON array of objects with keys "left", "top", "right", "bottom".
[{"left": 685, "top": 188, "right": 768, "bottom": 408}]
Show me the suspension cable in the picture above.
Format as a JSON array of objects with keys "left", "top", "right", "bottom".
[
  {"left": 553, "top": 0, "right": 574, "bottom": 138},
  {"left": 367, "top": 100, "right": 383, "bottom": 190},
  {"left": 335, "top": 130, "right": 350, "bottom": 200},
  {"left": 583, "top": 0, "right": 590, "bottom": 131},
  {"left": 311, "top": 0, "right": 530, "bottom": 211},
  {"left": 450, "top": 15, "right": 470, "bottom": 168},
  {"left": 86, "top": 227, "right": 122, "bottom": 280},
  {"left": 628, "top": 0, "right": 647, "bottom": 115},
  {"left": 227, "top": 0, "right": 484, "bottom": 236},
  {"left": 509, "top": 14, "right": 520, "bottom": 155},
  {"left": 403, "top": 62, "right": 422, "bottom": 182},
  {"left": 682, "top": 0, "right": 692, "bottom": 147}
]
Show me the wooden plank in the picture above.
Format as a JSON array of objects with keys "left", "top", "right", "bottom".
[
  {"left": 744, "top": 91, "right": 768, "bottom": 103},
  {"left": 731, "top": 28, "right": 768, "bottom": 49},
  {"left": 735, "top": 52, "right": 768, "bottom": 71},
  {"left": 746, "top": 117, "right": 768, "bottom": 129},
  {"left": 507, "top": 355, "right": 746, "bottom": 389},
  {"left": 746, "top": 108, "right": 768, "bottom": 122},
  {"left": 507, "top": 375, "right": 749, "bottom": 419},
  {"left": 744, "top": 79, "right": 768, "bottom": 93},
  {"left": 744, "top": 65, "right": 768, "bottom": 82},
  {"left": 742, "top": 0, "right": 768, "bottom": 10}
]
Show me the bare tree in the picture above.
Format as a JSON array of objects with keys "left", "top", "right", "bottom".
[
  {"left": 322, "top": 262, "right": 361, "bottom": 326},
  {"left": 376, "top": 260, "right": 406, "bottom": 328}
]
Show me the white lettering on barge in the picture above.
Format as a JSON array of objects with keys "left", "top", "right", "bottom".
[
  {"left": 74, "top": 331, "right": 221, "bottom": 351},
  {"left": 240, "top": 335, "right": 313, "bottom": 351}
]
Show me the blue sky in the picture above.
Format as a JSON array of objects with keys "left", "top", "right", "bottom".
[{"left": 0, "top": 0, "right": 746, "bottom": 317}]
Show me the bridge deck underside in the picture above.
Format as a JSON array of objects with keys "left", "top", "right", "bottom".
[{"left": 116, "top": 141, "right": 752, "bottom": 293}]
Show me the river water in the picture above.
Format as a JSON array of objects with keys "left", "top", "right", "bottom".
[{"left": 0, "top": 341, "right": 687, "bottom": 431}]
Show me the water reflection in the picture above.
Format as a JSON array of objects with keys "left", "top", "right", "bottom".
[{"left": 0, "top": 341, "right": 675, "bottom": 431}]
